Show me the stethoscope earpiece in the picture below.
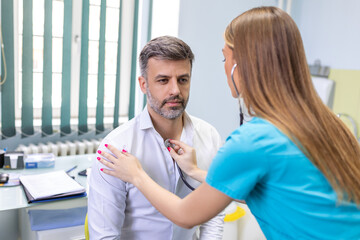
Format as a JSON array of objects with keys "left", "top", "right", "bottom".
[
  {"left": 231, "top": 63, "right": 239, "bottom": 96},
  {"left": 231, "top": 64, "right": 244, "bottom": 126}
]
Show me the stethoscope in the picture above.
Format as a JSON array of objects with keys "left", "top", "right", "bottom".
[
  {"left": 164, "top": 139, "right": 195, "bottom": 191},
  {"left": 164, "top": 64, "right": 244, "bottom": 192},
  {"left": 231, "top": 63, "right": 244, "bottom": 126}
]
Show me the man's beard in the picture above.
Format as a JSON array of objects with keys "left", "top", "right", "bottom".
[{"left": 146, "top": 88, "right": 189, "bottom": 120}]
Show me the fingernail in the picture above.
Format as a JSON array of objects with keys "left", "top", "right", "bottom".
[
  {"left": 105, "top": 144, "right": 108, "bottom": 148},
  {"left": 97, "top": 157, "right": 100, "bottom": 160},
  {"left": 167, "top": 147, "right": 171, "bottom": 152},
  {"left": 122, "top": 149, "right": 127, "bottom": 153},
  {"left": 100, "top": 168, "right": 103, "bottom": 172},
  {"left": 97, "top": 150, "right": 102, "bottom": 154}
]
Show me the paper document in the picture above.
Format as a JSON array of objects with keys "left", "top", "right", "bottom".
[{"left": 19, "top": 171, "right": 85, "bottom": 201}]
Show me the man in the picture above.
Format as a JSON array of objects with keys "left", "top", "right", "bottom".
[{"left": 88, "top": 36, "right": 224, "bottom": 239}]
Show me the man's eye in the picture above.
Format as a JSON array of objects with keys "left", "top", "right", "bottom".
[
  {"left": 222, "top": 58, "right": 226, "bottom": 62},
  {"left": 158, "top": 79, "right": 168, "bottom": 83},
  {"left": 179, "top": 78, "right": 188, "bottom": 83}
]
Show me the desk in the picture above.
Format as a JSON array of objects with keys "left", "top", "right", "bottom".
[{"left": 0, "top": 154, "right": 94, "bottom": 240}]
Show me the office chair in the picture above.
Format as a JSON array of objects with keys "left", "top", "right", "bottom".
[{"left": 85, "top": 213, "right": 89, "bottom": 240}]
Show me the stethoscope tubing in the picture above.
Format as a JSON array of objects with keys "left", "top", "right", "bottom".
[{"left": 176, "top": 163, "right": 195, "bottom": 191}]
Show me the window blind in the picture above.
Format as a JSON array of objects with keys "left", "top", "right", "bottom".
[
  {"left": 42, "top": 0, "right": 53, "bottom": 136},
  {"left": 113, "top": 0, "right": 123, "bottom": 129},
  {"left": 128, "top": 0, "right": 139, "bottom": 120},
  {"left": 0, "top": 0, "right": 150, "bottom": 144},
  {"left": 1, "top": 0, "right": 16, "bottom": 139},
  {"left": 60, "top": 0, "right": 73, "bottom": 136},
  {"left": 78, "top": 0, "right": 90, "bottom": 134},
  {"left": 22, "top": 0, "right": 34, "bottom": 137},
  {"left": 95, "top": 0, "right": 106, "bottom": 134},
  {"left": 143, "top": 0, "right": 153, "bottom": 108}
]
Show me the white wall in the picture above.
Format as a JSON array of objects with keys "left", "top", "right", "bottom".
[
  {"left": 178, "top": 0, "right": 360, "bottom": 139},
  {"left": 291, "top": 0, "right": 360, "bottom": 70},
  {"left": 178, "top": 0, "right": 277, "bottom": 139}
]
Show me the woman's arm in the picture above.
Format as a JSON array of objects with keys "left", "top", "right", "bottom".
[
  {"left": 98, "top": 144, "right": 232, "bottom": 228},
  {"left": 168, "top": 139, "right": 208, "bottom": 183},
  {"left": 168, "top": 141, "right": 247, "bottom": 205}
]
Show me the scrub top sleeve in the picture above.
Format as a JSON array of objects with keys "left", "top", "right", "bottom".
[{"left": 206, "top": 129, "right": 269, "bottom": 201}]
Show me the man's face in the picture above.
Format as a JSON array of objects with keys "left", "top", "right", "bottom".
[{"left": 139, "top": 58, "right": 191, "bottom": 120}]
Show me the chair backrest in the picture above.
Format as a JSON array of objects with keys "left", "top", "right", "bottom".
[
  {"left": 85, "top": 213, "right": 89, "bottom": 240},
  {"left": 311, "top": 76, "right": 335, "bottom": 108}
]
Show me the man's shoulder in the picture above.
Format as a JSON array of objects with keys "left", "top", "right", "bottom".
[
  {"left": 103, "top": 116, "right": 140, "bottom": 143},
  {"left": 188, "top": 114, "right": 219, "bottom": 134},
  {"left": 187, "top": 114, "right": 222, "bottom": 145}
]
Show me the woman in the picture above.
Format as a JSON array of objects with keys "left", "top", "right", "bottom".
[{"left": 98, "top": 6, "right": 360, "bottom": 239}]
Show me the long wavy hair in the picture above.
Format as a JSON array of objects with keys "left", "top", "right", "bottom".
[{"left": 225, "top": 6, "right": 360, "bottom": 204}]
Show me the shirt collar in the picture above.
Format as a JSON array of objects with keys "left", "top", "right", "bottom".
[
  {"left": 181, "top": 110, "right": 194, "bottom": 145},
  {"left": 139, "top": 107, "right": 154, "bottom": 130},
  {"left": 139, "top": 107, "right": 194, "bottom": 144}
]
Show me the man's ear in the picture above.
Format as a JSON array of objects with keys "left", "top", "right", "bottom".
[{"left": 138, "top": 76, "right": 147, "bottom": 94}]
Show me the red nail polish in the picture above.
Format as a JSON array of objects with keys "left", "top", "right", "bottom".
[
  {"left": 167, "top": 147, "right": 171, "bottom": 152},
  {"left": 122, "top": 149, "right": 127, "bottom": 153},
  {"left": 100, "top": 168, "right": 103, "bottom": 172},
  {"left": 105, "top": 144, "right": 108, "bottom": 148},
  {"left": 97, "top": 157, "right": 100, "bottom": 160},
  {"left": 97, "top": 150, "right": 102, "bottom": 154}
]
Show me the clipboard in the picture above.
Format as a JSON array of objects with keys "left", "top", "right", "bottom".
[
  {"left": 22, "top": 184, "right": 87, "bottom": 203},
  {"left": 19, "top": 170, "right": 86, "bottom": 203}
]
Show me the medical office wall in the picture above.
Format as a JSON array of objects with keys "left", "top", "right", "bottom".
[
  {"left": 179, "top": 0, "right": 360, "bottom": 140},
  {"left": 291, "top": 0, "right": 360, "bottom": 138}
]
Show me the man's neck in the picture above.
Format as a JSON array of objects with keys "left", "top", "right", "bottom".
[{"left": 147, "top": 106, "right": 184, "bottom": 141}]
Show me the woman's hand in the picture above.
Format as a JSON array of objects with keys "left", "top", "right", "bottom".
[
  {"left": 97, "top": 144, "right": 144, "bottom": 185},
  {"left": 168, "top": 140, "right": 207, "bottom": 183}
]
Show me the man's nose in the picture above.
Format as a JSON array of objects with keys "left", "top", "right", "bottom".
[{"left": 168, "top": 79, "right": 180, "bottom": 95}]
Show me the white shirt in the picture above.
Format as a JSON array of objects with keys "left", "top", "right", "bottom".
[{"left": 88, "top": 108, "right": 224, "bottom": 240}]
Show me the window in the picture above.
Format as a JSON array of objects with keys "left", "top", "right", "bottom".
[
  {"left": 87, "top": 0, "right": 121, "bottom": 123},
  {"left": 17, "top": 0, "right": 64, "bottom": 122},
  {"left": 14, "top": 0, "right": 131, "bottom": 130},
  {"left": 151, "top": 0, "right": 180, "bottom": 38}
]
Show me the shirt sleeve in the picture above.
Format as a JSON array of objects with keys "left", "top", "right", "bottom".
[
  {"left": 197, "top": 125, "right": 225, "bottom": 240},
  {"left": 88, "top": 142, "right": 127, "bottom": 239},
  {"left": 198, "top": 210, "right": 225, "bottom": 240},
  {"left": 206, "top": 128, "right": 269, "bottom": 201}
]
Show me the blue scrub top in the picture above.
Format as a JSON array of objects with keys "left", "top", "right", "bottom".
[{"left": 206, "top": 117, "right": 360, "bottom": 240}]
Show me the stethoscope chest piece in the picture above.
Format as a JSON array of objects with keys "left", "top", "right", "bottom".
[
  {"left": 164, "top": 139, "right": 195, "bottom": 191},
  {"left": 164, "top": 139, "right": 175, "bottom": 149}
]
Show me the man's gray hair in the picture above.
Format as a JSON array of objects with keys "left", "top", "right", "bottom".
[{"left": 139, "top": 36, "right": 195, "bottom": 78}]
